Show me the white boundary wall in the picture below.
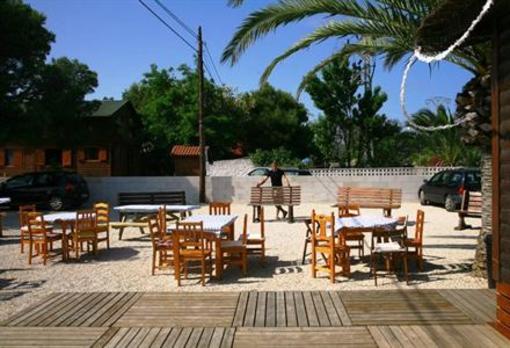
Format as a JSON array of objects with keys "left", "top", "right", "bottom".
[{"left": 85, "top": 173, "right": 431, "bottom": 205}]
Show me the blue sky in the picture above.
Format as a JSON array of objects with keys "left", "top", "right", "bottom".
[{"left": 26, "top": 0, "right": 473, "bottom": 123}]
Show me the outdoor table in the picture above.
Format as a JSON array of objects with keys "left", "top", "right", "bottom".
[
  {"left": 43, "top": 211, "right": 80, "bottom": 261},
  {"left": 114, "top": 204, "right": 199, "bottom": 223},
  {"left": 335, "top": 216, "right": 398, "bottom": 233},
  {"left": 181, "top": 214, "right": 238, "bottom": 279}
]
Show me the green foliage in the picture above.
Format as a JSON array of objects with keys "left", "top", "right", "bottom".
[
  {"left": 222, "top": 0, "right": 489, "bottom": 95},
  {"left": 123, "top": 64, "right": 244, "bottom": 161},
  {"left": 0, "top": 0, "right": 55, "bottom": 139},
  {"left": 409, "top": 105, "right": 482, "bottom": 167},
  {"left": 306, "top": 59, "right": 406, "bottom": 167},
  {"left": 250, "top": 147, "right": 301, "bottom": 167},
  {"left": 238, "top": 84, "right": 311, "bottom": 157}
]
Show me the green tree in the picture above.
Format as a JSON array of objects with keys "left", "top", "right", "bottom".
[
  {"left": 23, "top": 58, "right": 99, "bottom": 146},
  {"left": 0, "top": 0, "right": 55, "bottom": 138},
  {"left": 250, "top": 147, "right": 301, "bottom": 167},
  {"left": 123, "top": 64, "right": 244, "bottom": 165},
  {"left": 238, "top": 83, "right": 311, "bottom": 158}
]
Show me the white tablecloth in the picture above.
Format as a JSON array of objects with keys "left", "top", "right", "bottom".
[
  {"left": 336, "top": 216, "right": 397, "bottom": 232},
  {"left": 181, "top": 215, "right": 237, "bottom": 235},
  {"left": 43, "top": 212, "right": 79, "bottom": 223},
  {"left": 113, "top": 204, "right": 199, "bottom": 213},
  {"left": 0, "top": 197, "right": 10, "bottom": 205}
]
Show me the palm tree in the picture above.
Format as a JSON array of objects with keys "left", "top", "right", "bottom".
[
  {"left": 222, "top": 0, "right": 489, "bottom": 96},
  {"left": 409, "top": 105, "right": 481, "bottom": 167},
  {"left": 224, "top": 0, "right": 492, "bottom": 277}
]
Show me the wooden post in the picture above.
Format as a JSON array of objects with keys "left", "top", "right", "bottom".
[{"left": 198, "top": 26, "right": 206, "bottom": 203}]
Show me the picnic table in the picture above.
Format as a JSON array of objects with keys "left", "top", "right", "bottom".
[
  {"left": 0, "top": 197, "right": 10, "bottom": 237},
  {"left": 113, "top": 204, "right": 200, "bottom": 240},
  {"left": 181, "top": 214, "right": 237, "bottom": 279}
]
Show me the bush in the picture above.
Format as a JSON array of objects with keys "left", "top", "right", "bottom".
[{"left": 250, "top": 147, "right": 301, "bottom": 167}]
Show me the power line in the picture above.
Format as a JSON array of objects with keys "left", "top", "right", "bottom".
[
  {"left": 152, "top": 0, "right": 224, "bottom": 85},
  {"left": 153, "top": 0, "right": 197, "bottom": 39},
  {"left": 138, "top": 0, "right": 196, "bottom": 52},
  {"left": 204, "top": 43, "right": 224, "bottom": 85}
]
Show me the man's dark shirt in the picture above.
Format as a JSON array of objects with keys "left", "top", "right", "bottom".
[{"left": 267, "top": 169, "right": 284, "bottom": 186}]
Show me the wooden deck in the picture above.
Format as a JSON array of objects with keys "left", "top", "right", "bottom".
[{"left": 0, "top": 289, "right": 508, "bottom": 347}]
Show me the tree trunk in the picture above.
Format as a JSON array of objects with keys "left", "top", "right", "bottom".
[{"left": 473, "top": 152, "right": 492, "bottom": 278}]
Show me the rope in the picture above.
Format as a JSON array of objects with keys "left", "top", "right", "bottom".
[{"left": 401, "top": 0, "right": 494, "bottom": 132}]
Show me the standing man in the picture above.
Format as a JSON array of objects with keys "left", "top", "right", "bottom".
[{"left": 257, "top": 161, "right": 290, "bottom": 220}]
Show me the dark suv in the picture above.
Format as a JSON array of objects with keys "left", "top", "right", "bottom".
[
  {"left": 0, "top": 171, "right": 89, "bottom": 211},
  {"left": 418, "top": 168, "right": 481, "bottom": 211}
]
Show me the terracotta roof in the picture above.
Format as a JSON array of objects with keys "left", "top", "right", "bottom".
[{"left": 171, "top": 145, "right": 201, "bottom": 157}]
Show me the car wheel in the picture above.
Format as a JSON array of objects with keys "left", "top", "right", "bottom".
[
  {"left": 419, "top": 190, "right": 429, "bottom": 205},
  {"left": 49, "top": 196, "right": 64, "bottom": 211},
  {"left": 444, "top": 195, "right": 457, "bottom": 212}
]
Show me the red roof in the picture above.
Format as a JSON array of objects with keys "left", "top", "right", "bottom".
[{"left": 170, "top": 145, "right": 201, "bottom": 157}]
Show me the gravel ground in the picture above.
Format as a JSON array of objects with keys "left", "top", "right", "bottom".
[{"left": 0, "top": 202, "right": 486, "bottom": 321}]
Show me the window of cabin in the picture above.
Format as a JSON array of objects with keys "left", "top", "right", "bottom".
[
  {"left": 4, "top": 149, "right": 15, "bottom": 166},
  {"left": 44, "top": 149, "right": 62, "bottom": 167},
  {"left": 84, "top": 147, "right": 100, "bottom": 161}
]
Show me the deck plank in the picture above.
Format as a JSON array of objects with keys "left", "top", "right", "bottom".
[{"left": 0, "top": 327, "right": 107, "bottom": 347}]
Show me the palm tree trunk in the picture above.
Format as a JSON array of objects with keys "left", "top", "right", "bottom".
[{"left": 473, "top": 152, "right": 492, "bottom": 277}]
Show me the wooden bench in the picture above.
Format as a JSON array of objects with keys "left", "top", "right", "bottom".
[
  {"left": 113, "top": 191, "right": 187, "bottom": 239},
  {"left": 336, "top": 187, "right": 402, "bottom": 217},
  {"left": 249, "top": 186, "right": 301, "bottom": 223},
  {"left": 455, "top": 191, "right": 482, "bottom": 230}
]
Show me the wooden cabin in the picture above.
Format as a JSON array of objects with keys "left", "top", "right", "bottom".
[
  {"left": 0, "top": 100, "right": 143, "bottom": 177},
  {"left": 418, "top": 0, "right": 510, "bottom": 339}
]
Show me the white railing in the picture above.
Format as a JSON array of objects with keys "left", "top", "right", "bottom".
[{"left": 309, "top": 167, "right": 452, "bottom": 177}]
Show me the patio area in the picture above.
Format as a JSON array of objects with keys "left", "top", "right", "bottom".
[
  {"left": 0, "top": 203, "right": 487, "bottom": 323},
  {"left": 0, "top": 288, "right": 506, "bottom": 347}
]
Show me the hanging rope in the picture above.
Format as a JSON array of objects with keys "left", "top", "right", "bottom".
[{"left": 401, "top": 0, "right": 494, "bottom": 132}]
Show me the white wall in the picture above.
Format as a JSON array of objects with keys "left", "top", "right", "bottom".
[{"left": 84, "top": 174, "right": 428, "bottom": 205}]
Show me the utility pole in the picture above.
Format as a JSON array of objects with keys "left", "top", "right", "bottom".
[{"left": 198, "top": 26, "right": 206, "bottom": 203}]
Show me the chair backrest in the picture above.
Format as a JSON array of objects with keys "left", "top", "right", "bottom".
[
  {"left": 157, "top": 205, "right": 167, "bottom": 236},
  {"left": 94, "top": 202, "right": 109, "bottom": 225},
  {"left": 19, "top": 204, "right": 36, "bottom": 227},
  {"left": 209, "top": 201, "right": 231, "bottom": 215},
  {"left": 414, "top": 210, "right": 425, "bottom": 242},
  {"left": 177, "top": 221, "right": 203, "bottom": 231},
  {"left": 26, "top": 212, "right": 48, "bottom": 238},
  {"left": 311, "top": 210, "right": 335, "bottom": 243},
  {"left": 75, "top": 209, "right": 96, "bottom": 234},
  {"left": 371, "top": 227, "right": 405, "bottom": 249},
  {"left": 338, "top": 204, "right": 361, "bottom": 217},
  {"left": 148, "top": 217, "right": 162, "bottom": 248},
  {"left": 172, "top": 225, "right": 207, "bottom": 256}
]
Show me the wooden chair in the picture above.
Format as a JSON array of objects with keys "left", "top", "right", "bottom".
[
  {"left": 148, "top": 216, "right": 173, "bottom": 275},
  {"left": 173, "top": 221, "right": 213, "bottom": 286},
  {"left": 209, "top": 201, "right": 231, "bottom": 215},
  {"left": 338, "top": 204, "right": 364, "bottom": 258},
  {"left": 405, "top": 210, "right": 425, "bottom": 271},
  {"left": 240, "top": 208, "right": 266, "bottom": 264},
  {"left": 218, "top": 239, "right": 247, "bottom": 276},
  {"left": 370, "top": 227, "right": 409, "bottom": 286},
  {"left": 19, "top": 205, "right": 36, "bottom": 254},
  {"left": 311, "top": 211, "right": 350, "bottom": 283},
  {"left": 94, "top": 202, "right": 110, "bottom": 249},
  {"left": 26, "top": 212, "right": 62, "bottom": 265},
  {"left": 72, "top": 210, "right": 98, "bottom": 260}
]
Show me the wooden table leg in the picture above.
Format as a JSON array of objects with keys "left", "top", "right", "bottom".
[{"left": 215, "top": 238, "right": 223, "bottom": 279}]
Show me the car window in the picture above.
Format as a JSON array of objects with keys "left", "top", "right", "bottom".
[
  {"left": 428, "top": 172, "right": 444, "bottom": 184},
  {"left": 5, "top": 175, "right": 33, "bottom": 189},
  {"left": 34, "top": 173, "right": 54, "bottom": 186},
  {"left": 447, "top": 172, "right": 463, "bottom": 186},
  {"left": 465, "top": 172, "right": 481, "bottom": 186},
  {"left": 250, "top": 169, "right": 268, "bottom": 176}
]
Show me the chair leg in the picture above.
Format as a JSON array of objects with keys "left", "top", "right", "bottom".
[
  {"left": 119, "top": 227, "right": 124, "bottom": 240},
  {"left": 302, "top": 239, "right": 308, "bottom": 265},
  {"left": 43, "top": 243, "right": 47, "bottom": 265},
  {"left": 28, "top": 241, "right": 33, "bottom": 265},
  {"left": 106, "top": 230, "right": 110, "bottom": 249},
  {"left": 330, "top": 255, "right": 335, "bottom": 284},
  {"left": 201, "top": 259, "right": 206, "bottom": 286},
  {"left": 152, "top": 250, "right": 156, "bottom": 275},
  {"left": 403, "top": 254, "right": 409, "bottom": 285},
  {"left": 242, "top": 251, "right": 247, "bottom": 276},
  {"left": 311, "top": 247, "right": 317, "bottom": 278}
]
